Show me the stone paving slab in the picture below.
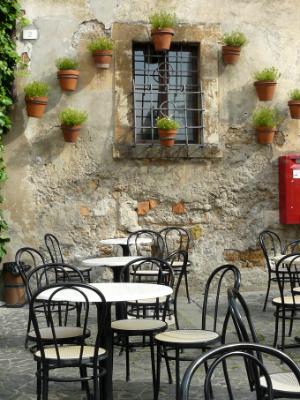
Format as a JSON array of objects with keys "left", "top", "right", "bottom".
[{"left": 1, "top": 290, "right": 300, "bottom": 399}]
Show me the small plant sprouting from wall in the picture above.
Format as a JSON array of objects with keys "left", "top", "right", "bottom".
[{"left": 0, "top": 0, "right": 20, "bottom": 259}]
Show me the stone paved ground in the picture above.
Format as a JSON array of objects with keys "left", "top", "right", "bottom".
[{"left": 1, "top": 290, "right": 299, "bottom": 400}]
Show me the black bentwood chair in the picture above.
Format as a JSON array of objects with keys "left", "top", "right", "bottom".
[
  {"left": 259, "top": 230, "right": 284, "bottom": 312},
  {"left": 15, "top": 246, "right": 46, "bottom": 285},
  {"left": 228, "top": 288, "right": 300, "bottom": 397},
  {"left": 159, "top": 227, "right": 192, "bottom": 303},
  {"left": 179, "top": 343, "right": 300, "bottom": 400},
  {"left": 44, "top": 233, "right": 92, "bottom": 282},
  {"left": 30, "top": 283, "right": 107, "bottom": 400},
  {"left": 154, "top": 264, "right": 241, "bottom": 400},
  {"left": 127, "top": 229, "right": 165, "bottom": 258},
  {"left": 111, "top": 257, "right": 174, "bottom": 393}
]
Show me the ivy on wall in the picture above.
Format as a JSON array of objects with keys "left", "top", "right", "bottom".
[{"left": 0, "top": 1, "right": 20, "bottom": 259}]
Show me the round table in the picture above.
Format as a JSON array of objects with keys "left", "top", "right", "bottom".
[
  {"left": 37, "top": 282, "right": 172, "bottom": 400},
  {"left": 100, "top": 237, "right": 152, "bottom": 256}
]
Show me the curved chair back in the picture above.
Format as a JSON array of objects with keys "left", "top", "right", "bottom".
[
  {"left": 159, "top": 227, "right": 190, "bottom": 257},
  {"left": 180, "top": 343, "right": 300, "bottom": 400},
  {"left": 127, "top": 229, "right": 165, "bottom": 258},
  {"left": 29, "top": 282, "right": 106, "bottom": 366},
  {"left": 259, "top": 230, "right": 283, "bottom": 272},
  {"left": 15, "top": 247, "right": 46, "bottom": 290},
  {"left": 275, "top": 253, "right": 300, "bottom": 304},
  {"left": 202, "top": 265, "right": 241, "bottom": 340},
  {"left": 44, "top": 233, "right": 64, "bottom": 263},
  {"left": 284, "top": 239, "right": 300, "bottom": 254}
]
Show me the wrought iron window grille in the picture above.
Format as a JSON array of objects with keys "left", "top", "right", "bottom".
[{"left": 132, "top": 43, "right": 205, "bottom": 148}]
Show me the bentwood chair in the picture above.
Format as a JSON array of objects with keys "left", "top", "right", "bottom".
[
  {"left": 111, "top": 257, "right": 174, "bottom": 393},
  {"left": 180, "top": 343, "right": 300, "bottom": 400},
  {"left": 228, "top": 287, "right": 300, "bottom": 397},
  {"left": 44, "top": 233, "right": 92, "bottom": 282},
  {"left": 154, "top": 264, "right": 241, "bottom": 400},
  {"left": 160, "top": 227, "right": 192, "bottom": 303},
  {"left": 15, "top": 247, "right": 46, "bottom": 285},
  {"left": 127, "top": 229, "right": 165, "bottom": 258},
  {"left": 259, "top": 230, "right": 284, "bottom": 311},
  {"left": 30, "top": 283, "right": 107, "bottom": 400}
]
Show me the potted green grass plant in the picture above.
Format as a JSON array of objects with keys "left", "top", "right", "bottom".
[
  {"left": 59, "top": 108, "right": 88, "bottom": 143},
  {"left": 149, "top": 12, "right": 177, "bottom": 52},
  {"left": 87, "top": 37, "right": 113, "bottom": 69},
  {"left": 251, "top": 106, "right": 280, "bottom": 144},
  {"left": 56, "top": 57, "right": 80, "bottom": 91},
  {"left": 24, "top": 81, "right": 49, "bottom": 118},
  {"left": 156, "top": 116, "right": 180, "bottom": 147},
  {"left": 254, "top": 67, "right": 280, "bottom": 101},
  {"left": 288, "top": 89, "right": 300, "bottom": 119},
  {"left": 222, "top": 31, "right": 247, "bottom": 64}
]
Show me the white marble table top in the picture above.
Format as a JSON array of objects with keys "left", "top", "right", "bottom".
[
  {"left": 272, "top": 254, "right": 300, "bottom": 264},
  {"left": 37, "top": 282, "right": 172, "bottom": 303},
  {"left": 100, "top": 237, "right": 152, "bottom": 246},
  {"left": 81, "top": 256, "right": 143, "bottom": 268}
]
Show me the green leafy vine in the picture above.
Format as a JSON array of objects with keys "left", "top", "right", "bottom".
[{"left": 0, "top": 1, "right": 20, "bottom": 259}]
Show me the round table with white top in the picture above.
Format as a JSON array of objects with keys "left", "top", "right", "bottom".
[{"left": 37, "top": 282, "right": 172, "bottom": 400}]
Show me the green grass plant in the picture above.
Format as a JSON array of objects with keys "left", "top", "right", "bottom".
[
  {"left": 59, "top": 108, "right": 88, "bottom": 127},
  {"left": 222, "top": 31, "right": 247, "bottom": 47},
  {"left": 87, "top": 37, "right": 113, "bottom": 53},
  {"left": 24, "top": 81, "right": 49, "bottom": 97},
  {"left": 254, "top": 67, "right": 280, "bottom": 82},
  {"left": 149, "top": 12, "right": 177, "bottom": 30},
  {"left": 251, "top": 107, "right": 280, "bottom": 128},
  {"left": 156, "top": 116, "right": 180, "bottom": 130},
  {"left": 289, "top": 89, "right": 300, "bottom": 101},
  {"left": 55, "top": 57, "right": 79, "bottom": 70}
]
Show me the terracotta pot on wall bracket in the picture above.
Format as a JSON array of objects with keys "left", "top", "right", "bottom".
[
  {"left": 254, "top": 81, "right": 277, "bottom": 101},
  {"left": 151, "top": 28, "right": 174, "bottom": 52},
  {"left": 25, "top": 96, "right": 48, "bottom": 118},
  {"left": 158, "top": 129, "right": 177, "bottom": 147},
  {"left": 92, "top": 50, "right": 113, "bottom": 69},
  {"left": 256, "top": 127, "right": 275, "bottom": 144},
  {"left": 57, "top": 69, "right": 80, "bottom": 91},
  {"left": 288, "top": 101, "right": 300, "bottom": 119},
  {"left": 61, "top": 125, "right": 81, "bottom": 143},
  {"left": 222, "top": 46, "right": 241, "bottom": 64}
]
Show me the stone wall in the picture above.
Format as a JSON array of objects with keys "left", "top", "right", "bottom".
[{"left": 3, "top": 0, "right": 300, "bottom": 290}]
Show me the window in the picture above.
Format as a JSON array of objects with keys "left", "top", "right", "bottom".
[{"left": 132, "top": 43, "right": 204, "bottom": 146}]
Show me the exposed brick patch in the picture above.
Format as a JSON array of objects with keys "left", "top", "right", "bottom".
[
  {"left": 172, "top": 202, "right": 186, "bottom": 214},
  {"left": 224, "top": 248, "right": 264, "bottom": 268},
  {"left": 137, "top": 201, "right": 150, "bottom": 216},
  {"left": 80, "top": 206, "right": 90, "bottom": 217},
  {"left": 149, "top": 199, "right": 159, "bottom": 209}
]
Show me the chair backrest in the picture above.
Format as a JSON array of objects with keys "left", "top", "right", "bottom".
[
  {"left": 26, "top": 262, "right": 84, "bottom": 301},
  {"left": 44, "top": 233, "right": 64, "bottom": 263},
  {"left": 202, "top": 265, "right": 241, "bottom": 340},
  {"left": 284, "top": 239, "right": 300, "bottom": 254},
  {"left": 259, "top": 230, "right": 283, "bottom": 271},
  {"left": 180, "top": 343, "right": 300, "bottom": 400},
  {"left": 15, "top": 247, "right": 46, "bottom": 286},
  {"left": 159, "top": 227, "right": 190, "bottom": 257},
  {"left": 127, "top": 229, "right": 165, "bottom": 258},
  {"left": 275, "top": 253, "right": 300, "bottom": 305},
  {"left": 29, "top": 282, "right": 106, "bottom": 366}
]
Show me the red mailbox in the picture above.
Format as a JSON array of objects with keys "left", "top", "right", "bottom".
[{"left": 279, "top": 154, "right": 300, "bottom": 224}]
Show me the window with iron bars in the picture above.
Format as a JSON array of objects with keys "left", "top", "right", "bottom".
[{"left": 132, "top": 42, "right": 204, "bottom": 146}]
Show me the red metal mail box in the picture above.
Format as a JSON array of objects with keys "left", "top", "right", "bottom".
[{"left": 279, "top": 154, "right": 300, "bottom": 224}]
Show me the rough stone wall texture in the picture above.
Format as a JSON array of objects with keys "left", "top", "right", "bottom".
[{"left": 4, "top": 0, "right": 300, "bottom": 290}]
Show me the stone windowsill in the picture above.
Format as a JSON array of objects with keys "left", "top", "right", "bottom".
[{"left": 112, "top": 143, "right": 223, "bottom": 160}]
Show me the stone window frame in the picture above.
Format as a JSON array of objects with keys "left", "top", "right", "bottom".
[{"left": 112, "top": 22, "right": 222, "bottom": 160}]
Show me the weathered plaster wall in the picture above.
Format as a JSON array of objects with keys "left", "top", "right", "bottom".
[{"left": 4, "top": 0, "right": 300, "bottom": 289}]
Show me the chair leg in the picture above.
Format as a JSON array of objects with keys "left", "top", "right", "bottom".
[
  {"left": 262, "top": 275, "right": 271, "bottom": 312},
  {"left": 125, "top": 336, "right": 130, "bottom": 382},
  {"left": 42, "top": 365, "right": 49, "bottom": 400},
  {"left": 154, "top": 344, "right": 161, "bottom": 400},
  {"left": 163, "top": 346, "right": 173, "bottom": 384},
  {"left": 175, "top": 348, "right": 180, "bottom": 400},
  {"left": 273, "top": 307, "right": 279, "bottom": 348},
  {"left": 222, "top": 360, "right": 234, "bottom": 400},
  {"left": 281, "top": 308, "right": 286, "bottom": 352},
  {"left": 150, "top": 336, "right": 156, "bottom": 393},
  {"left": 93, "top": 365, "right": 100, "bottom": 400},
  {"left": 289, "top": 309, "right": 295, "bottom": 337},
  {"left": 36, "top": 362, "right": 42, "bottom": 400},
  {"left": 184, "top": 269, "right": 191, "bottom": 303}
]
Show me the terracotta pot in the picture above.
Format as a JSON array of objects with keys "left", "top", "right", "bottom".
[
  {"left": 256, "top": 126, "right": 275, "bottom": 144},
  {"left": 288, "top": 100, "right": 300, "bottom": 119},
  {"left": 92, "top": 50, "right": 113, "bottom": 69},
  {"left": 25, "top": 96, "right": 48, "bottom": 118},
  {"left": 151, "top": 28, "right": 174, "bottom": 52},
  {"left": 159, "top": 129, "right": 177, "bottom": 147},
  {"left": 57, "top": 69, "right": 80, "bottom": 91},
  {"left": 222, "top": 46, "right": 241, "bottom": 65},
  {"left": 61, "top": 125, "right": 81, "bottom": 143},
  {"left": 254, "top": 81, "right": 277, "bottom": 101}
]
